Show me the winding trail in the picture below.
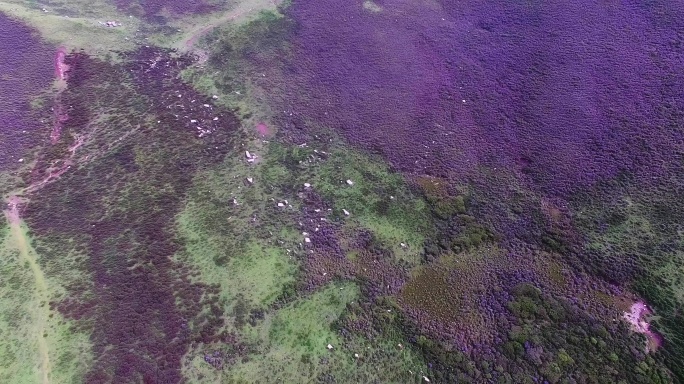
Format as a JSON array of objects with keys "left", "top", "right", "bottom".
[
  {"left": 4, "top": 196, "right": 51, "bottom": 384},
  {"left": 178, "top": 0, "right": 282, "bottom": 61}
]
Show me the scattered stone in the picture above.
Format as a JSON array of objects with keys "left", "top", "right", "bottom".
[
  {"left": 343, "top": 209, "right": 350, "bottom": 216},
  {"left": 346, "top": 179, "right": 354, "bottom": 186},
  {"left": 212, "top": 95, "right": 219, "bottom": 99},
  {"left": 423, "top": 376, "right": 431, "bottom": 382},
  {"left": 327, "top": 344, "right": 334, "bottom": 350},
  {"left": 18, "top": 158, "right": 23, "bottom": 162},
  {"left": 277, "top": 202, "right": 285, "bottom": 207},
  {"left": 304, "top": 183, "right": 311, "bottom": 188},
  {"left": 304, "top": 237, "right": 311, "bottom": 243},
  {"left": 203, "top": 104, "right": 211, "bottom": 108},
  {"left": 246, "top": 177, "right": 253, "bottom": 184},
  {"left": 245, "top": 151, "right": 252, "bottom": 159}
]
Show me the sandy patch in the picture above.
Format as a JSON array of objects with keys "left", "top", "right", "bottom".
[
  {"left": 255, "top": 121, "right": 274, "bottom": 138},
  {"left": 623, "top": 301, "right": 663, "bottom": 352}
]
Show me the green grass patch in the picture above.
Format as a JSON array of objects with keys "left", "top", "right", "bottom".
[
  {"left": 0, "top": 0, "right": 139, "bottom": 53},
  {"left": 177, "top": 201, "right": 297, "bottom": 309},
  {"left": 313, "top": 149, "right": 431, "bottom": 265},
  {"left": 184, "top": 282, "right": 429, "bottom": 383},
  {"left": 0, "top": 222, "right": 92, "bottom": 384}
]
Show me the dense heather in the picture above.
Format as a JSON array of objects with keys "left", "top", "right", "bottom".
[
  {"left": 267, "top": 0, "right": 684, "bottom": 249},
  {"left": 280, "top": 0, "right": 684, "bottom": 196},
  {"left": 24, "top": 48, "right": 242, "bottom": 383},
  {"left": 0, "top": 13, "right": 54, "bottom": 173}
]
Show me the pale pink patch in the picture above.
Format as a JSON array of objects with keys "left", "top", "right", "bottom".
[
  {"left": 51, "top": 47, "right": 70, "bottom": 143},
  {"left": 54, "top": 46, "right": 69, "bottom": 81},
  {"left": 623, "top": 301, "right": 663, "bottom": 352},
  {"left": 25, "top": 159, "right": 74, "bottom": 194},
  {"left": 4, "top": 195, "right": 23, "bottom": 224},
  {"left": 51, "top": 101, "right": 69, "bottom": 144},
  {"left": 255, "top": 122, "right": 274, "bottom": 137}
]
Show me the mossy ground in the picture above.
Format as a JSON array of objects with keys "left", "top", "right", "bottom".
[
  {"left": 0, "top": 221, "right": 92, "bottom": 384},
  {"left": 181, "top": 282, "right": 428, "bottom": 383}
]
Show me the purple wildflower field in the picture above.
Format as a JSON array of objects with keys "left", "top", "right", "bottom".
[
  {"left": 0, "top": 14, "right": 53, "bottom": 172},
  {"left": 277, "top": 0, "right": 684, "bottom": 197}
]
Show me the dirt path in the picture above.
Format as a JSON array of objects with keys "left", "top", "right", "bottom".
[
  {"left": 179, "top": 0, "right": 282, "bottom": 61},
  {"left": 4, "top": 196, "right": 51, "bottom": 384}
]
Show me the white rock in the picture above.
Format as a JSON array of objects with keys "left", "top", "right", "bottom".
[
  {"left": 190, "top": 119, "right": 197, "bottom": 123},
  {"left": 346, "top": 179, "right": 354, "bottom": 186},
  {"left": 423, "top": 376, "right": 430, "bottom": 383},
  {"left": 354, "top": 353, "right": 359, "bottom": 358},
  {"left": 343, "top": 209, "right": 350, "bottom": 216},
  {"left": 245, "top": 151, "right": 252, "bottom": 159},
  {"left": 277, "top": 202, "right": 285, "bottom": 207},
  {"left": 246, "top": 177, "right": 253, "bottom": 183},
  {"left": 212, "top": 95, "right": 218, "bottom": 99},
  {"left": 304, "top": 183, "right": 311, "bottom": 188},
  {"left": 304, "top": 237, "right": 311, "bottom": 243},
  {"left": 327, "top": 344, "right": 333, "bottom": 350},
  {"left": 18, "top": 158, "right": 23, "bottom": 162}
]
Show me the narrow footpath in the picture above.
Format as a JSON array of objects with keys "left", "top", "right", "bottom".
[{"left": 4, "top": 196, "right": 51, "bottom": 384}]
